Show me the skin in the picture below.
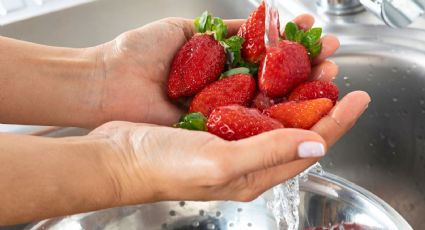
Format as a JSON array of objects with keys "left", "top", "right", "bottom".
[{"left": 0, "top": 15, "right": 370, "bottom": 225}]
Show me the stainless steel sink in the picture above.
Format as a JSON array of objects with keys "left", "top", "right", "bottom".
[{"left": 1, "top": 0, "right": 424, "bottom": 229}]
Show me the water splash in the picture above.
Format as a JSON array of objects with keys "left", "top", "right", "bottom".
[{"left": 267, "top": 163, "right": 323, "bottom": 230}]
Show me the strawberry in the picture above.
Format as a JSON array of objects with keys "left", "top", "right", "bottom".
[
  {"left": 289, "top": 81, "right": 339, "bottom": 105},
  {"left": 265, "top": 98, "right": 333, "bottom": 129},
  {"left": 189, "top": 70, "right": 256, "bottom": 117},
  {"left": 258, "top": 40, "right": 312, "bottom": 97},
  {"left": 237, "top": 2, "right": 267, "bottom": 64},
  {"left": 207, "top": 105, "right": 283, "bottom": 141},
  {"left": 168, "top": 12, "right": 227, "bottom": 99},
  {"left": 251, "top": 92, "right": 286, "bottom": 112}
]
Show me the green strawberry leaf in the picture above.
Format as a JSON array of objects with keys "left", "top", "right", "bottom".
[
  {"left": 239, "top": 62, "right": 259, "bottom": 76},
  {"left": 284, "top": 22, "right": 298, "bottom": 41},
  {"left": 220, "top": 67, "right": 251, "bottom": 79},
  {"left": 194, "top": 11, "right": 227, "bottom": 41},
  {"left": 173, "top": 112, "right": 207, "bottom": 131},
  {"left": 222, "top": 35, "right": 244, "bottom": 67},
  {"left": 284, "top": 22, "right": 323, "bottom": 59},
  {"left": 212, "top": 17, "right": 227, "bottom": 41},
  {"left": 195, "top": 11, "right": 212, "bottom": 33}
]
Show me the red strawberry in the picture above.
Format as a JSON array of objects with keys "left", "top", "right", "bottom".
[
  {"left": 251, "top": 92, "right": 286, "bottom": 112},
  {"left": 189, "top": 73, "right": 256, "bottom": 117},
  {"left": 258, "top": 40, "right": 312, "bottom": 98},
  {"left": 207, "top": 105, "right": 283, "bottom": 141},
  {"left": 237, "top": 2, "right": 266, "bottom": 64},
  {"left": 167, "top": 34, "right": 226, "bottom": 99},
  {"left": 289, "top": 81, "right": 339, "bottom": 105},
  {"left": 265, "top": 98, "right": 333, "bottom": 129}
]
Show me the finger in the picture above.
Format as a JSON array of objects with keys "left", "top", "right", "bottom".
[
  {"left": 313, "top": 35, "right": 340, "bottom": 65},
  {"left": 240, "top": 91, "right": 371, "bottom": 194},
  {"left": 224, "top": 19, "right": 246, "bottom": 36},
  {"left": 268, "top": 91, "right": 371, "bottom": 180},
  {"left": 311, "top": 60, "right": 339, "bottom": 81},
  {"left": 312, "top": 91, "right": 371, "bottom": 146},
  {"left": 220, "top": 129, "right": 326, "bottom": 178},
  {"left": 293, "top": 14, "right": 315, "bottom": 31}
]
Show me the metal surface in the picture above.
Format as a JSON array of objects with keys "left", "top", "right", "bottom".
[
  {"left": 316, "top": 0, "right": 365, "bottom": 15},
  {"left": 1, "top": 0, "right": 425, "bottom": 229},
  {"left": 25, "top": 173, "right": 411, "bottom": 230},
  {"left": 316, "top": 0, "right": 425, "bottom": 27}
]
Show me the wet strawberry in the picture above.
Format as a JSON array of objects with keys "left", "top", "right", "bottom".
[
  {"left": 258, "top": 40, "right": 311, "bottom": 98},
  {"left": 251, "top": 92, "right": 287, "bottom": 112},
  {"left": 265, "top": 98, "right": 333, "bottom": 129},
  {"left": 237, "top": 2, "right": 267, "bottom": 64},
  {"left": 167, "top": 34, "right": 226, "bottom": 99},
  {"left": 207, "top": 105, "right": 283, "bottom": 141},
  {"left": 189, "top": 72, "right": 256, "bottom": 117},
  {"left": 289, "top": 81, "right": 339, "bottom": 105},
  {"left": 168, "top": 11, "right": 228, "bottom": 99}
]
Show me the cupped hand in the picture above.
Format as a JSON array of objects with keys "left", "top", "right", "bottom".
[
  {"left": 96, "top": 14, "right": 340, "bottom": 126},
  {"left": 90, "top": 88, "right": 369, "bottom": 204}
]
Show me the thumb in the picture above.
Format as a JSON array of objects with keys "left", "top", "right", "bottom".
[{"left": 219, "top": 129, "right": 327, "bottom": 178}]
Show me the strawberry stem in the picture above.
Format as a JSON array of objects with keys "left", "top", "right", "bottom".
[{"left": 173, "top": 112, "right": 208, "bottom": 131}]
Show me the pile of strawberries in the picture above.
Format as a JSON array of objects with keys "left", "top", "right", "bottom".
[{"left": 168, "top": 2, "right": 339, "bottom": 141}]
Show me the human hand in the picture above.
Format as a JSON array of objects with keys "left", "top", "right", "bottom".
[
  {"left": 94, "top": 14, "right": 341, "bottom": 127},
  {"left": 90, "top": 89, "right": 369, "bottom": 204}
]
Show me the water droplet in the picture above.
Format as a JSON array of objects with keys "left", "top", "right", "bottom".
[
  {"left": 392, "top": 67, "right": 398, "bottom": 73},
  {"left": 192, "top": 221, "right": 200, "bottom": 227},
  {"left": 422, "top": 109, "right": 425, "bottom": 114},
  {"left": 388, "top": 139, "right": 396, "bottom": 148},
  {"left": 248, "top": 223, "right": 253, "bottom": 227},
  {"left": 169, "top": 210, "right": 176, "bottom": 216},
  {"left": 420, "top": 99, "right": 425, "bottom": 105},
  {"left": 401, "top": 87, "right": 406, "bottom": 91},
  {"left": 216, "top": 211, "right": 221, "bottom": 217},
  {"left": 237, "top": 208, "right": 243, "bottom": 212},
  {"left": 366, "top": 164, "right": 371, "bottom": 169},
  {"left": 379, "top": 133, "right": 386, "bottom": 140},
  {"left": 199, "top": 210, "right": 205, "bottom": 216},
  {"left": 392, "top": 97, "right": 398, "bottom": 103},
  {"left": 392, "top": 151, "right": 397, "bottom": 156},
  {"left": 179, "top": 201, "right": 185, "bottom": 207},
  {"left": 369, "top": 142, "right": 374, "bottom": 147},
  {"left": 343, "top": 76, "right": 349, "bottom": 80},
  {"left": 229, "top": 223, "right": 235, "bottom": 227},
  {"left": 345, "top": 83, "right": 351, "bottom": 87},
  {"left": 406, "top": 68, "right": 412, "bottom": 74},
  {"left": 402, "top": 75, "right": 407, "bottom": 79},
  {"left": 207, "top": 223, "right": 216, "bottom": 229},
  {"left": 412, "top": 63, "right": 417, "bottom": 69}
]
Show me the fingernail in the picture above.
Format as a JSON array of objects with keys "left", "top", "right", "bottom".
[{"left": 298, "top": 142, "right": 325, "bottom": 158}]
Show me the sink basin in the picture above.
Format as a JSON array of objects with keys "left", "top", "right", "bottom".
[
  {"left": 25, "top": 172, "right": 411, "bottom": 230},
  {"left": 0, "top": 0, "right": 424, "bottom": 229}
]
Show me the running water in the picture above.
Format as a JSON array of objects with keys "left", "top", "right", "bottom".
[
  {"left": 264, "top": 0, "right": 280, "bottom": 48},
  {"left": 267, "top": 163, "right": 324, "bottom": 230},
  {"left": 263, "top": 2, "right": 326, "bottom": 229}
]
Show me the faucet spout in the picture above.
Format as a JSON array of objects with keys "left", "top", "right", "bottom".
[{"left": 317, "top": 0, "right": 425, "bottom": 28}]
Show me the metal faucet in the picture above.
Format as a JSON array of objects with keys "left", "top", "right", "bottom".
[{"left": 317, "top": 0, "right": 425, "bottom": 27}]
